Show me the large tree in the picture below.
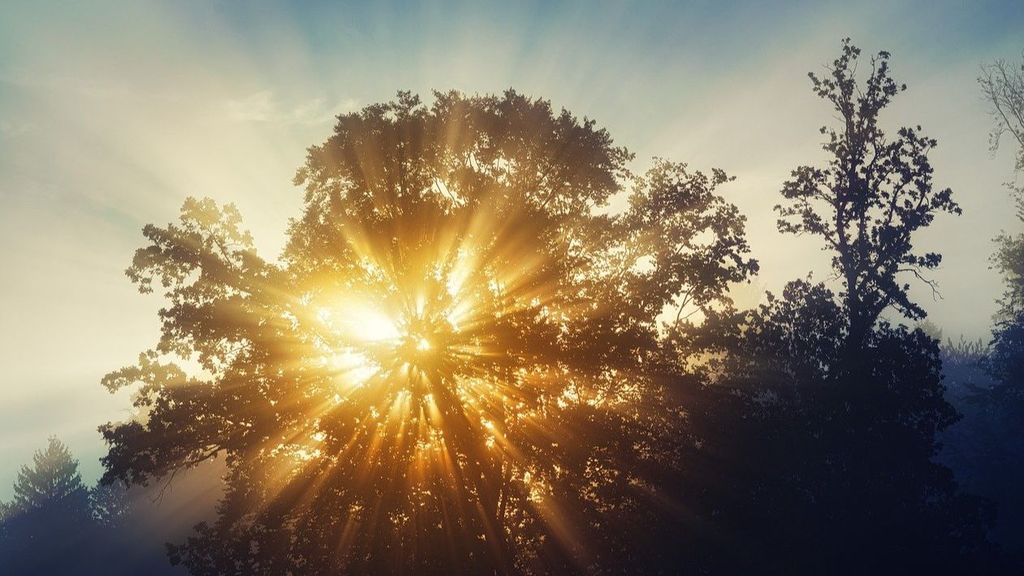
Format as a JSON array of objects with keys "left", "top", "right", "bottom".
[
  {"left": 981, "top": 52, "right": 1024, "bottom": 378},
  {"left": 100, "top": 90, "right": 756, "bottom": 574}
]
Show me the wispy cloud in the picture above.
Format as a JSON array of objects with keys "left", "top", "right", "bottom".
[
  {"left": 224, "top": 90, "right": 358, "bottom": 125},
  {"left": 0, "top": 119, "right": 32, "bottom": 138}
]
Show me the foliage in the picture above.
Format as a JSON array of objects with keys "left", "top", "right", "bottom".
[
  {"left": 100, "top": 90, "right": 755, "bottom": 574},
  {"left": 0, "top": 438, "right": 100, "bottom": 575},
  {"left": 8, "top": 437, "right": 90, "bottom": 514},
  {"left": 73, "top": 42, "right": 1024, "bottom": 576},
  {"left": 0, "top": 438, "right": 188, "bottom": 576},
  {"left": 680, "top": 280, "right": 1000, "bottom": 573},
  {"left": 776, "top": 39, "right": 960, "bottom": 346},
  {"left": 671, "top": 41, "right": 1006, "bottom": 575}
]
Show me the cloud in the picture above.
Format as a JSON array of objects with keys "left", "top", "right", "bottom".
[
  {"left": 223, "top": 91, "right": 359, "bottom": 126},
  {"left": 0, "top": 119, "right": 32, "bottom": 138}
]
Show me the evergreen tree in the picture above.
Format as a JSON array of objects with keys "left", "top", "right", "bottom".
[
  {"left": 0, "top": 437, "right": 96, "bottom": 575},
  {"left": 9, "top": 437, "right": 90, "bottom": 513}
]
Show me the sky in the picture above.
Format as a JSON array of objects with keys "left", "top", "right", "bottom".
[{"left": 0, "top": 0, "right": 1021, "bottom": 498}]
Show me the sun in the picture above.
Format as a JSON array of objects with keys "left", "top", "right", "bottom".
[
  {"left": 312, "top": 270, "right": 477, "bottom": 392},
  {"left": 294, "top": 227, "right": 538, "bottom": 480}
]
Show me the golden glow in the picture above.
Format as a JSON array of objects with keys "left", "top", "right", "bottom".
[
  {"left": 281, "top": 186, "right": 569, "bottom": 524},
  {"left": 241, "top": 152, "right": 637, "bottom": 567}
]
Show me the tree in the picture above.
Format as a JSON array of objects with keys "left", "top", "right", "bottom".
[
  {"left": 100, "top": 90, "right": 756, "bottom": 574},
  {"left": 0, "top": 439, "right": 189, "bottom": 576},
  {"left": 673, "top": 41, "right": 1005, "bottom": 575},
  {"left": 981, "top": 53, "right": 1024, "bottom": 324},
  {"left": 981, "top": 52, "right": 1024, "bottom": 352},
  {"left": 9, "top": 437, "right": 90, "bottom": 513},
  {"left": 0, "top": 437, "right": 96, "bottom": 575},
  {"left": 981, "top": 53, "right": 1024, "bottom": 179},
  {"left": 776, "top": 40, "right": 960, "bottom": 352}
]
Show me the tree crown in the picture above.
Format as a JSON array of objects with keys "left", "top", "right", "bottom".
[{"left": 777, "top": 39, "right": 959, "bottom": 339}]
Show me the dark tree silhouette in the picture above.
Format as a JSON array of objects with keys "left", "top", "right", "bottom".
[
  {"left": 776, "top": 40, "right": 960, "bottom": 352},
  {"left": 99, "top": 90, "right": 756, "bottom": 574},
  {"left": 672, "top": 41, "right": 1007, "bottom": 575}
]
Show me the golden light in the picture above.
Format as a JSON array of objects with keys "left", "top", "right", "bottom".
[
  {"left": 94, "top": 90, "right": 751, "bottom": 573},
  {"left": 280, "top": 196, "right": 564, "bottom": 534}
]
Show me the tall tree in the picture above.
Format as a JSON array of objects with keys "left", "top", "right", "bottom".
[
  {"left": 675, "top": 41, "right": 1004, "bottom": 575},
  {"left": 100, "top": 90, "right": 756, "bottom": 574},
  {"left": 776, "top": 40, "right": 960, "bottom": 353},
  {"left": 981, "top": 52, "right": 1024, "bottom": 342}
]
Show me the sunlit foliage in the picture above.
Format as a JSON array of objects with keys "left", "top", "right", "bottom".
[{"left": 100, "top": 90, "right": 756, "bottom": 574}]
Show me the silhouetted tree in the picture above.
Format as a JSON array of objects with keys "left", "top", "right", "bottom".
[
  {"left": 673, "top": 41, "right": 1005, "bottom": 575},
  {"left": 0, "top": 439, "right": 190, "bottom": 576},
  {"left": 100, "top": 90, "right": 756, "bottom": 574},
  {"left": 0, "top": 437, "right": 96, "bottom": 575},
  {"left": 10, "top": 437, "right": 90, "bottom": 513},
  {"left": 775, "top": 40, "right": 960, "bottom": 353}
]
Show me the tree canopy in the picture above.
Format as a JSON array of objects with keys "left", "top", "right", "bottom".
[
  {"left": 776, "top": 40, "right": 960, "bottom": 349},
  {"left": 672, "top": 40, "right": 1002, "bottom": 575},
  {"left": 87, "top": 42, "right": 1024, "bottom": 576},
  {"left": 100, "top": 90, "right": 756, "bottom": 574}
]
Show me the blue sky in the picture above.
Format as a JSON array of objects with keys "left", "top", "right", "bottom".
[{"left": 0, "top": 0, "right": 1022, "bottom": 497}]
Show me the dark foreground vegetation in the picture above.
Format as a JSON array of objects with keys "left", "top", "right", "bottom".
[{"left": 2, "top": 41, "right": 1023, "bottom": 575}]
